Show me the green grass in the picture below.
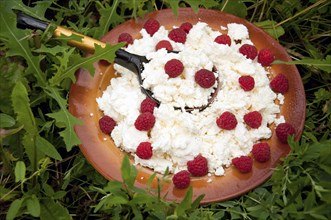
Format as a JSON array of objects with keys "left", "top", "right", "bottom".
[{"left": 1, "top": 0, "right": 330, "bottom": 219}]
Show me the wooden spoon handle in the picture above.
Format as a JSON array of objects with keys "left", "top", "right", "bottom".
[
  {"left": 53, "top": 26, "right": 106, "bottom": 53},
  {"left": 17, "top": 12, "right": 105, "bottom": 53}
]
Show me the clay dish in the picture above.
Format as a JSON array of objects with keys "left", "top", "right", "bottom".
[{"left": 69, "top": 8, "right": 305, "bottom": 204}]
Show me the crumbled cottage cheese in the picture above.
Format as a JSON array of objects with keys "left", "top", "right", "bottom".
[{"left": 97, "top": 22, "right": 285, "bottom": 176}]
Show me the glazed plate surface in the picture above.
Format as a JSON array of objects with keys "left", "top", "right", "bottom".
[{"left": 69, "top": 8, "right": 305, "bottom": 203}]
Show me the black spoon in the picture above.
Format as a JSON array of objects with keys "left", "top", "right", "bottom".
[{"left": 17, "top": 12, "right": 220, "bottom": 112}]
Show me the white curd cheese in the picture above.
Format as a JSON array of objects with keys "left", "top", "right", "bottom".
[{"left": 96, "top": 22, "right": 284, "bottom": 176}]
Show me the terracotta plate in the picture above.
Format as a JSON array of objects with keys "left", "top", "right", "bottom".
[{"left": 69, "top": 8, "right": 305, "bottom": 204}]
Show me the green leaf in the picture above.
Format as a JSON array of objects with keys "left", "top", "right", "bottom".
[
  {"left": 319, "top": 164, "right": 331, "bottom": 174},
  {"left": 175, "top": 187, "right": 193, "bottom": 216},
  {"left": 146, "top": 172, "right": 157, "bottom": 189},
  {"left": 0, "top": 57, "right": 25, "bottom": 114},
  {"left": 316, "top": 141, "right": 331, "bottom": 163},
  {"left": 93, "top": 195, "right": 108, "bottom": 212},
  {"left": 308, "top": 204, "right": 331, "bottom": 220},
  {"left": 35, "top": 135, "right": 62, "bottom": 160},
  {"left": 0, "top": 186, "right": 18, "bottom": 202},
  {"left": 1, "top": 4, "right": 83, "bottom": 153},
  {"left": 52, "top": 191, "right": 67, "bottom": 199},
  {"left": 94, "top": 0, "right": 124, "bottom": 39},
  {"left": 121, "top": 155, "right": 137, "bottom": 188},
  {"left": 184, "top": 0, "right": 219, "bottom": 13},
  {"left": 166, "top": 0, "right": 218, "bottom": 16},
  {"left": 0, "top": 3, "right": 46, "bottom": 87},
  {"left": 94, "top": 194, "right": 128, "bottom": 212},
  {"left": 11, "top": 81, "right": 38, "bottom": 134},
  {"left": 22, "top": 133, "right": 45, "bottom": 172},
  {"left": 254, "top": 20, "right": 285, "bottom": 39},
  {"left": 273, "top": 55, "right": 331, "bottom": 73},
  {"left": 229, "top": 206, "right": 244, "bottom": 219},
  {"left": 14, "top": 161, "right": 26, "bottom": 182},
  {"left": 304, "top": 140, "right": 331, "bottom": 162},
  {"left": 89, "top": 185, "right": 107, "bottom": 195},
  {"left": 48, "top": 48, "right": 77, "bottom": 84},
  {"left": 131, "top": 204, "right": 143, "bottom": 220},
  {"left": 191, "top": 193, "right": 205, "bottom": 209},
  {"left": 220, "top": 0, "right": 248, "bottom": 18},
  {"left": 310, "top": 213, "right": 329, "bottom": 220},
  {"left": 26, "top": 195, "right": 40, "bottom": 217},
  {"left": 130, "top": 192, "right": 154, "bottom": 205},
  {"left": 10, "top": 0, "right": 53, "bottom": 20},
  {"left": 40, "top": 198, "right": 72, "bottom": 220},
  {"left": 49, "top": 42, "right": 122, "bottom": 86},
  {"left": 128, "top": 164, "right": 138, "bottom": 188},
  {"left": 304, "top": 191, "right": 316, "bottom": 211},
  {"left": 108, "top": 195, "right": 129, "bottom": 205},
  {"left": 121, "top": 0, "right": 149, "bottom": 21},
  {"left": 33, "top": 45, "right": 68, "bottom": 56},
  {"left": 6, "top": 198, "right": 24, "bottom": 220},
  {"left": 219, "top": 200, "right": 237, "bottom": 208},
  {"left": 46, "top": 110, "right": 82, "bottom": 151},
  {"left": 43, "top": 183, "right": 55, "bottom": 197},
  {"left": 12, "top": 81, "right": 42, "bottom": 168},
  {"left": 45, "top": 87, "right": 83, "bottom": 151},
  {"left": 304, "top": 132, "right": 319, "bottom": 143},
  {"left": 246, "top": 204, "right": 263, "bottom": 213},
  {"left": 0, "top": 113, "right": 16, "bottom": 128},
  {"left": 102, "top": 181, "right": 128, "bottom": 198},
  {"left": 213, "top": 211, "right": 225, "bottom": 219},
  {"left": 167, "top": 0, "right": 180, "bottom": 16},
  {"left": 314, "top": 88, "right": 331, "bottom": 102}
]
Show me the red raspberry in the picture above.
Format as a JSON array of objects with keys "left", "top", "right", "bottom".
[
  {"left": 140, "top": 98, "right": 157, "bottom": 113},
  {"left": 164, "top": 59, "right": 184, "bottom": 78},
  {"left": 134, "top": 112, "right": 155, "bottom": 131},
  {"left": 216, "top": 111, "right": 238, "bottom": 130},
  {"left": 144, "top": 18, "right": 160, "bottom": 36},
  {"left": 239, "top": 75, "right": 255, "bottom": 91},
  {"left": 179, "top": 22, "right": 193, "bottom": 33},
  {"left": 258, "top": 49, "right": 275, "bottom": 66},
  {"left": 136, "top": 142, "right": 153, "bottom": 159},
  {"left": 252, "top": 142, "right": 270, "bottom": 162},
  {"left": 194, "top": 69, "right": 216, "bottom": 88},
  {"left": 172, "top": 170, "right": 190, "bottom": 189},
  {"left": 275, "top": 123, "right": 295, "bottom": 144},
  {"left": 155, "top": 40, "right": 173, "bottom": 51},
  {"left": 214, "top": 34, "right": 231, "bottom": 46},
  {"left": 239, "top": 44, "right": 258, "bottom": 60},
  {"left": 118, "top": 33, "right": 133, "bottom": 46},
  {"left": 232, "top": 156, "right": 253, "bottom": 173},
  {"left": 168, "top": 28, "right": 187, "bottom": 43},
  {"left": 244, "top": 111, "right": 262, "bottom": 129},
  {"left": 187, "top": 155, "right": 208, "bottom": 177},
  {"left": 270, "top": 73, "right": 289, "bottom": 94},
  {"left": 99, "top": 115, "right": 116, "bottom": 134}
]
